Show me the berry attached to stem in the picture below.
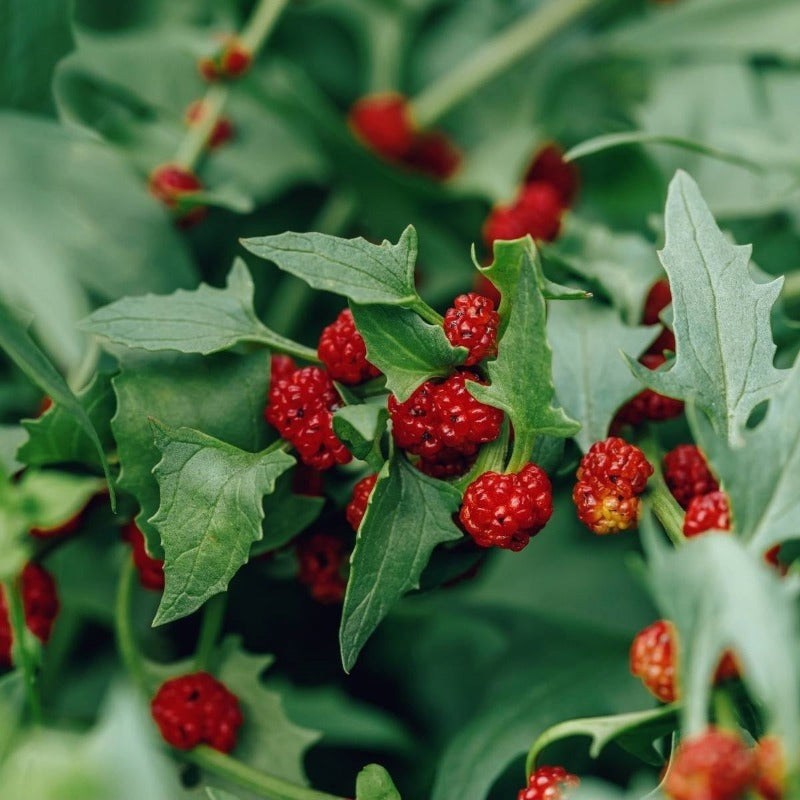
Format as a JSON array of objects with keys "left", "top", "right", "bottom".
[
  {"left": 317, "top": 309, "right": 380, "bottom": 385},
  {"left": 683, "top": 491, "right": 730, "bottom": 538},
  {"left": 443, "top": 293, "right": 499, "bottom": 366},
  {"left": 518, "top": 765, "right": 579, "bottom": 800}
]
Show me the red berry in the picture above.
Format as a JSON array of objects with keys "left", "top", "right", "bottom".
[
  {"left": 349, "top": 93, "right": 415, "bottom": 160},
  {"left": 39, "top": 396, "right": 53, "bottom": 415},
  {"left": 123, "top": 522, "right": 165, "bottom": 591},
  {"left": 764, "top": 545, "right": 788, "bottom": 577},
  {"left": 483, "top": 182, "right": 563, "bottom": 249},
  {"left": 292, "top": 463, "right": 325, "bottom": 497},
  {"left": 443, "top": 293, "right": 499, "bottom": 366},
  {"left": 270, "top": 354, "right": 297, "bottom": 387},
  {"left": 754, "top": 736, "right": 785, "bottom": 800},
  {"left": 459, "top": 464, "right": 553, "bottom": 552},
  {"left": 663, "top": 445, "right": 719, "bottom": 510},
  {"left": 665, "top": 728, "right": 757, "bottom": 800},
  {"left": 317, "top": 309, "right": 380, "bottom": 385},
  {"left": 573, "top": 475, "right": 642, "bottom": 535},
  {"left": 198, "top": 38, "right": 251, "bottom": 81},
  {"left": 630, "top": 620, "right": 679, "bottom": 703},
  {"left": 185, "top": 100, "right": 234, "bottom": 149},
  {"left": 643, "top": 279, "right": 676, "bottom": 356},
  {"left": 388, "top": 372, "right": 503, "bottom": 460},
  {"left": 524, "top": 144, "right": 580, "bottom": 207},
  {"left": 683, "top": 491, "right": 730, "bottom": 538},
  {"left": 296, "top": 532, "right": 348, "bottom": 603},
  {"left": 265, "top": 366, "right": 352, "bottom": 470},
  {"left": 473, "top": 272, "right": 501, "bottom": 307},
  {"left": 402, "top": 130, "right": 462, "bottom": 180},
  {"left": 0, "top": 563, "right": 59, "bottom": 667},
  {"left": 346, "top": 474, "right": 378, "bottom": 531},
  {"left": 418, "top": 447, "right": 476, "bottom": 479},
  {"left": 151, "top": 672, "right": 243, "bottom": 752},
  {"left": 613, "top": 354, "right": 684, "bottom": 428},
  {"left": 518, "top": 765, "right": 579, "bottom": 800},
  {"left": 148, "top": 164, "right": 206, "bottom": 227}
]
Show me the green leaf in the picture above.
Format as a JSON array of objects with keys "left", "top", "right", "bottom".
[
  {"left": 339, "top": 454, "right": 463, "bottom": 672},
  {"left": 254, "top": 473, "right": 325, "bottom": 556},
  {"left": 19, "top": 372, "right": 115, "bottom": 470},
  {"left": 332, "top": 403, "right": 388, "bottom": 470},
  {"left": 112, "top": 350, "right": 270, "bottom": 557},
  {"left": 350, "top": 304, "right": 466, "bottom": 403},
  {"left": 627, "top": 171, "right": 785, "bottom": 446},
  {"left": 525, "top": 704, "right": 678, "bottom": 775},
  {"left": 356, "top": 765, "right": 402, "bottom": 800},
  {"left": 548, "top": 302, "right": 657, "bottom": 451},
  {"left": 241, "top": 226, "right": 419, "bottom": 306},
  {"left": 14, "top": 471, "right": 105, "bottom": 531},
  {"left": 150, "top": 422, "right": 294, "bottom": 626},
  {"left": 0, "top": 301, "right": 115, "bottom": 506},
  {"left": 689, "top": 354, "right": 800, "bottom": 552},
  {"left": 82, "top": 259, "right": 315, "bottom": 361},
  {"left": 0, "top": 425, "right": 26, "bottom": 476}
]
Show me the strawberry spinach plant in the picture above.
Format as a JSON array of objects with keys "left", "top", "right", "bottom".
[{"left": 2, "top": 1, "right": 800, "bottom": 799}]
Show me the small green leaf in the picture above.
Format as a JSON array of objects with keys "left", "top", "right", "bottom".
[
  {"left": 356, "top": 764, "right": 402, "bottom": 800},
  {"left": 254, "top": 473, "right": 325, "bottom": 556},
  {"left": 333, "top": 403, "right": 388, "bottom": 470},
  {"left": 548, "top": 302, "right": 657, "bottom": 451},
  {"left": 15, "top": 471, "right": 105, "bottom": 531},
  {"left": 241, "top": 226, "right": 419, "bottom": 306},
  {"left": 339, "top": 454, "right": 463, "bottom": 672},
  {"left": 82, "top": 260, "right": 315, "bottom": 361},
  {"left": 150, "top": 422, "right": 294, "bottom": 626},
  {"left": 627, "top": 171, "right": 785, "bottom": 446}
]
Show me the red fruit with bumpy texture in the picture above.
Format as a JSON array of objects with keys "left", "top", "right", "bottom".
[
  {"left": 270, "top": 354, "right": 296, "bottom": 387},
  {"left": 346, "top": 474, "right": 378, "bottom": 531},
  {"left": 265, "top": 366, "right": 352, "bottom": 470},
  {"left": 123, "top": 522, "right": 165, "bottom": 591},
  {"left": 349, "top": 94, "right": 415, "bottom": 160},
  {"left": 459, "top": 464, "right": 553, "bottom": 551},
  {"left": 185, "top": 100, "right": 234, "bottom": 148},
  {"left": 483, "top": 182, "right": 563, "bottom": 248},
  {"left": 630, "top": 619, "right": 678, "bottom": 703},
  {"left": 148, "top": 164, "right": 206, "bottom": 227},
  {"left": 684, "top": 491, "right": 730, "bottom": 538},
  {"left": 614, "top": 354, "right": 684, "bottom": 428},
  {"left": 577, "top": 437, "right": 653, "bottom": 494},
  {"left": 524, "top": 144, "right": 580, "bottom": 207},
  {"left": 151, "top": 672, "right": 243, "bottom": 752},
  {"left": 755, "top": 736, "right": 785, "bottom": 800},
  {"left": 665, "top": 728, "right": 757, "bottom": 800},
  {"left": 317, "top": 309, "right": 380, "bottom": 385},
  {"left": 443, "top": 293, "right": 499, "bottom": 366},
  {"left": 0, "top": 563, "right": 59, "bottom": 667},
  {"left": 573, "top": 475, "right": 642, "bottom": 535},
  {"left": 418, "top": 448, "right": 476, "bottom": 479},
  {"left": 518, "top": 765, "right": 580, "bottom": 800},
  {"left": 296, "top": 532, "right": 348, "bottom": 603},
  {"left": 643, "top": 279, "right": 676, "bottom": 355},
  {"left": 663, "top": 444, "right": 719, "bottom": 509}
]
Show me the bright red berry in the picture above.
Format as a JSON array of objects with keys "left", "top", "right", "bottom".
[
  {"left": 754, "top": 736, "right": 785, "bottom": 800},
  {"left": 151, "top": 672, "right": 243, "bottom": 752},
  {"left": 148, "top": 164, "right": 207, "bottom": 227},
  {"left": 524, "top": 144, "right": 580, "bottom": 207},
  {"left": 265, "top": 366, "right": 352, "bottom": 470},
  {"left": 349, "top": 93, "right": 415, "bottom": 160},
  {"left": 0, "top": 563, "right": 59, "bottom": 667},
  {"left": 663, "top": 445, "right": 719, "bottom": 510},
  {"left": 518, "top": 765, "right": 580, "bottom": 800},
  {"left": 270, "top": 354, "right": 297, "bottom": 387},
  {"left": 573, "top": 475, "right": 643, "bottom": 535},
  {"left": 296, "top": 532, "right": 348, "bottom": 603},
  {"left": 185, "top": 100, "right": 234, "bottom": 148},
  {"left": 317, "top": 309, "right": 381, "bottom": 385},
  {"left": 388, "top": 372, "right": 503, "bottom": 460},
  {"left": 123, "top": 522, "right": 165, "bottom": 591},
  {"left": 198, "top": 38, "right": 251, "bottom": 81},
  {"left": 459, "top": 464, "right": 553, "bottom": 551},
  {"left": 483, "top": 181, "right": 563, "bottom": 248},
  {"left": 346, "top": 474, "right": 378, "bottom": 531},
  {"left": 443, "top": 293, "right": 499, "bottom": 366},
  {"left": 684, "top": 491, "right": 730, "bottom": 538},
  {"left": 630, "top": 619, "right": 678, "bottom": 703},
  {"left": 665, "top": 728, "right": 757, "bottom": 800},
  {"left": 403, "top": 130, "right": 462, "bottom": 179}
]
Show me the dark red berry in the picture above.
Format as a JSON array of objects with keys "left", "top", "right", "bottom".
[
  {"left": 663, "top": 444, "right": 719, "bottom": 509},
  {"left": 418, "top": 447, "right": 476, "bottom": 479},
  {"left": 643, "top": 279, "right": 676, "bottom": 356},
  {"left": 292, "top": 463, "right": 325, "bottom": 497},
  {"left": 0, "top": 563, "right": 59, "bottom": 667},
  {"left": 518, "top": 765, "right": 579, "bottom": 800},
  {"left": 270, "top": 354, "right": 297, "bottom": 387},
  {"left": 402, "top": 130, "right": 462, "bottom": 179},
  {"left": 665, "top": 728, "right": 757, "bottom": 800},
  {"left": 265, "top": 366, "right": 352, "bottom": 470},
  {"left": 349, "top": 93, "right": 415, "bottom": 160},
  {"left": 613, "top": 354, "right": 684, "bottom": 428},
  {"left": 296, "top": 532, "right": 348, "bottom": 603},
  {"left": 151, "top": 672, "right": 243, "bottom": 752},
  {"left": 459, "top": 464, "right": 553, "bottom": 552},
  {"left": 198, "top": 37, "right": 251, "bottom": 81},
  {"left": 630, "top": 619, "right": 678, "bottom": 703},
  {"left": 443, "top": 293, "right": 499, "bottom": 366},
  {"left": 346, "top": 474, "right": 378, "bottom": 531},
  {"left": 185, "top": 100, "right": 234, "bottom": 148},
  {"left": 123, "top": 522, "right": 165, "bottom": 591},
  {"left": 483, "top": 182, "right": 563, "bottom": 249},
  {"left": 683, "top": 491, "right": 730, "bottom": 537},
  {"left": 473, "top": 272, "right": 501, "bottom": 307},
  {"left": 764, "top": 545, "right": 788, "bottom": 577},
  {"left": 148, "top": 164, "right": 207, "bottom": 227},
  {"left": 317, "top": 309, "right": 380, "bottom": 385},
  {"left": 524, "top": 144, "right": 580, "bottom": 207}
]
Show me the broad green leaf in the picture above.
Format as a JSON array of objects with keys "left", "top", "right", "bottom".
[
  {"left": 627, "top": 171, "right": 785, "bottom": 446},
  {"left": 350, "top": 304, "right": 466, "bottom": 402},
  {"left": 150, "top": 422, "right": 294, "bottom": 626},
  {"left": 525, "top": 704, "right": 678, "bottom": 775},
  {"left": 356, "top": 765, "right": 402, "bottom": 800},
  {"left": 206, "top": 790, "right": 241, "bottom": 800},
  {"left": 0, "top": 302, "right": 115, "bottom": 505},
  {"left": 549, "top": 302, "right": 657, "bottom": 451},
  {"left": 339, "top": 454, "right": 463, "bottom": 672},
  {"left": 689, "top": 354, "right": 800, "bottom": 552},
  {"left": 241, "top": 226, "right": 419, "bottom": 306},
  {"left": 19, "top": 372, "right": 115, "bottom": 470},
  {"left": 468, "top": 239, "right": 580, "bottom": 446},
  {"left": 81, "top": 260, "right": 315, "bottom": 360},
  {"left": 254, "top": 473, "right": 325, "bottom": 555},
  {"left": 332, "top": 403, "right": 388, "bottom": 470},
  {"left": 112, "top": 350, "right": 270, "bottom": 557},
  {"left": 14, "top": 471, "right": 105, "bottom": 531}
]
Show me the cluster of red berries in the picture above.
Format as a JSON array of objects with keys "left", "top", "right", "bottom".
[
  {"left": 573, "top": 437, "right": 653, "bottom": 534},
  {"left": 148, "top": 165, "right": 207, "bottom": 228},
  {"left": 150, "top": 671, "right": 243, "bottom": 752},
  {"left": 295, "top": 531, "right": 349, "bottom": 603},
  {"left": 349, "top": 93, "right": 461, "bottom": 180},
  {"left": 518, "top": 765, "right": 579, "bottom": 800},
  {"left": 123, "top": 522, "right": 166, "bottom": 591},
  {"left": 198, "top": 37, "right": 252, "bottom": 82},
  {"left": 0, "top": 563, "right": 59, "bottom": 668}
]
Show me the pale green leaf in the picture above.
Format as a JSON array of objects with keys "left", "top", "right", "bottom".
[
  {"left": 14, "top": 471, "right": 105, "bottom": 531},
  {"left": 356, "top": 765, "right": 402, "bottom": 800}
]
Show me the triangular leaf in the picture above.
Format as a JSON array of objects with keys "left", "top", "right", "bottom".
[
  {"left": 355, "top": 765, "right": 402, "bottom": 800},
  {"left": 332, "top": 403, "right": 388, "bottom": 470}
]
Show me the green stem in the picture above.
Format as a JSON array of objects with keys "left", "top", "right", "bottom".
[
  {"left": 409, "top": 0, "right": 603, "bottom": 128},
  {"left": 253, "top": 331, "right": 320, "bottom": 364},
  {"left": 239, "top": 0, "right": 291, "bottom": 53},
  {"left": 506, "top": 428, "right": 536, "bottom": 474},
  {"left": 782, "top": 270, "right": 800, "bottom": 308},
  {"left": 647, "top": 480, "right": 686, "bottom": 548},
  {"left": 193, "top": 593, "right": 227, "bottom": 671},
  {"left": 408, "top": 297, "right": 444, "bottom": 326},
  {"left": 4, "top": 577, "right": 42, "bottom": 723},
  {"left": 453, "top": 419, "right": 510, "bottom": 492},
  {"left": 115, "top": 559, "right": 152, "bottom": 693},
  {"left": 712, "top": 688, "right": 740, "bottom": 732}
]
